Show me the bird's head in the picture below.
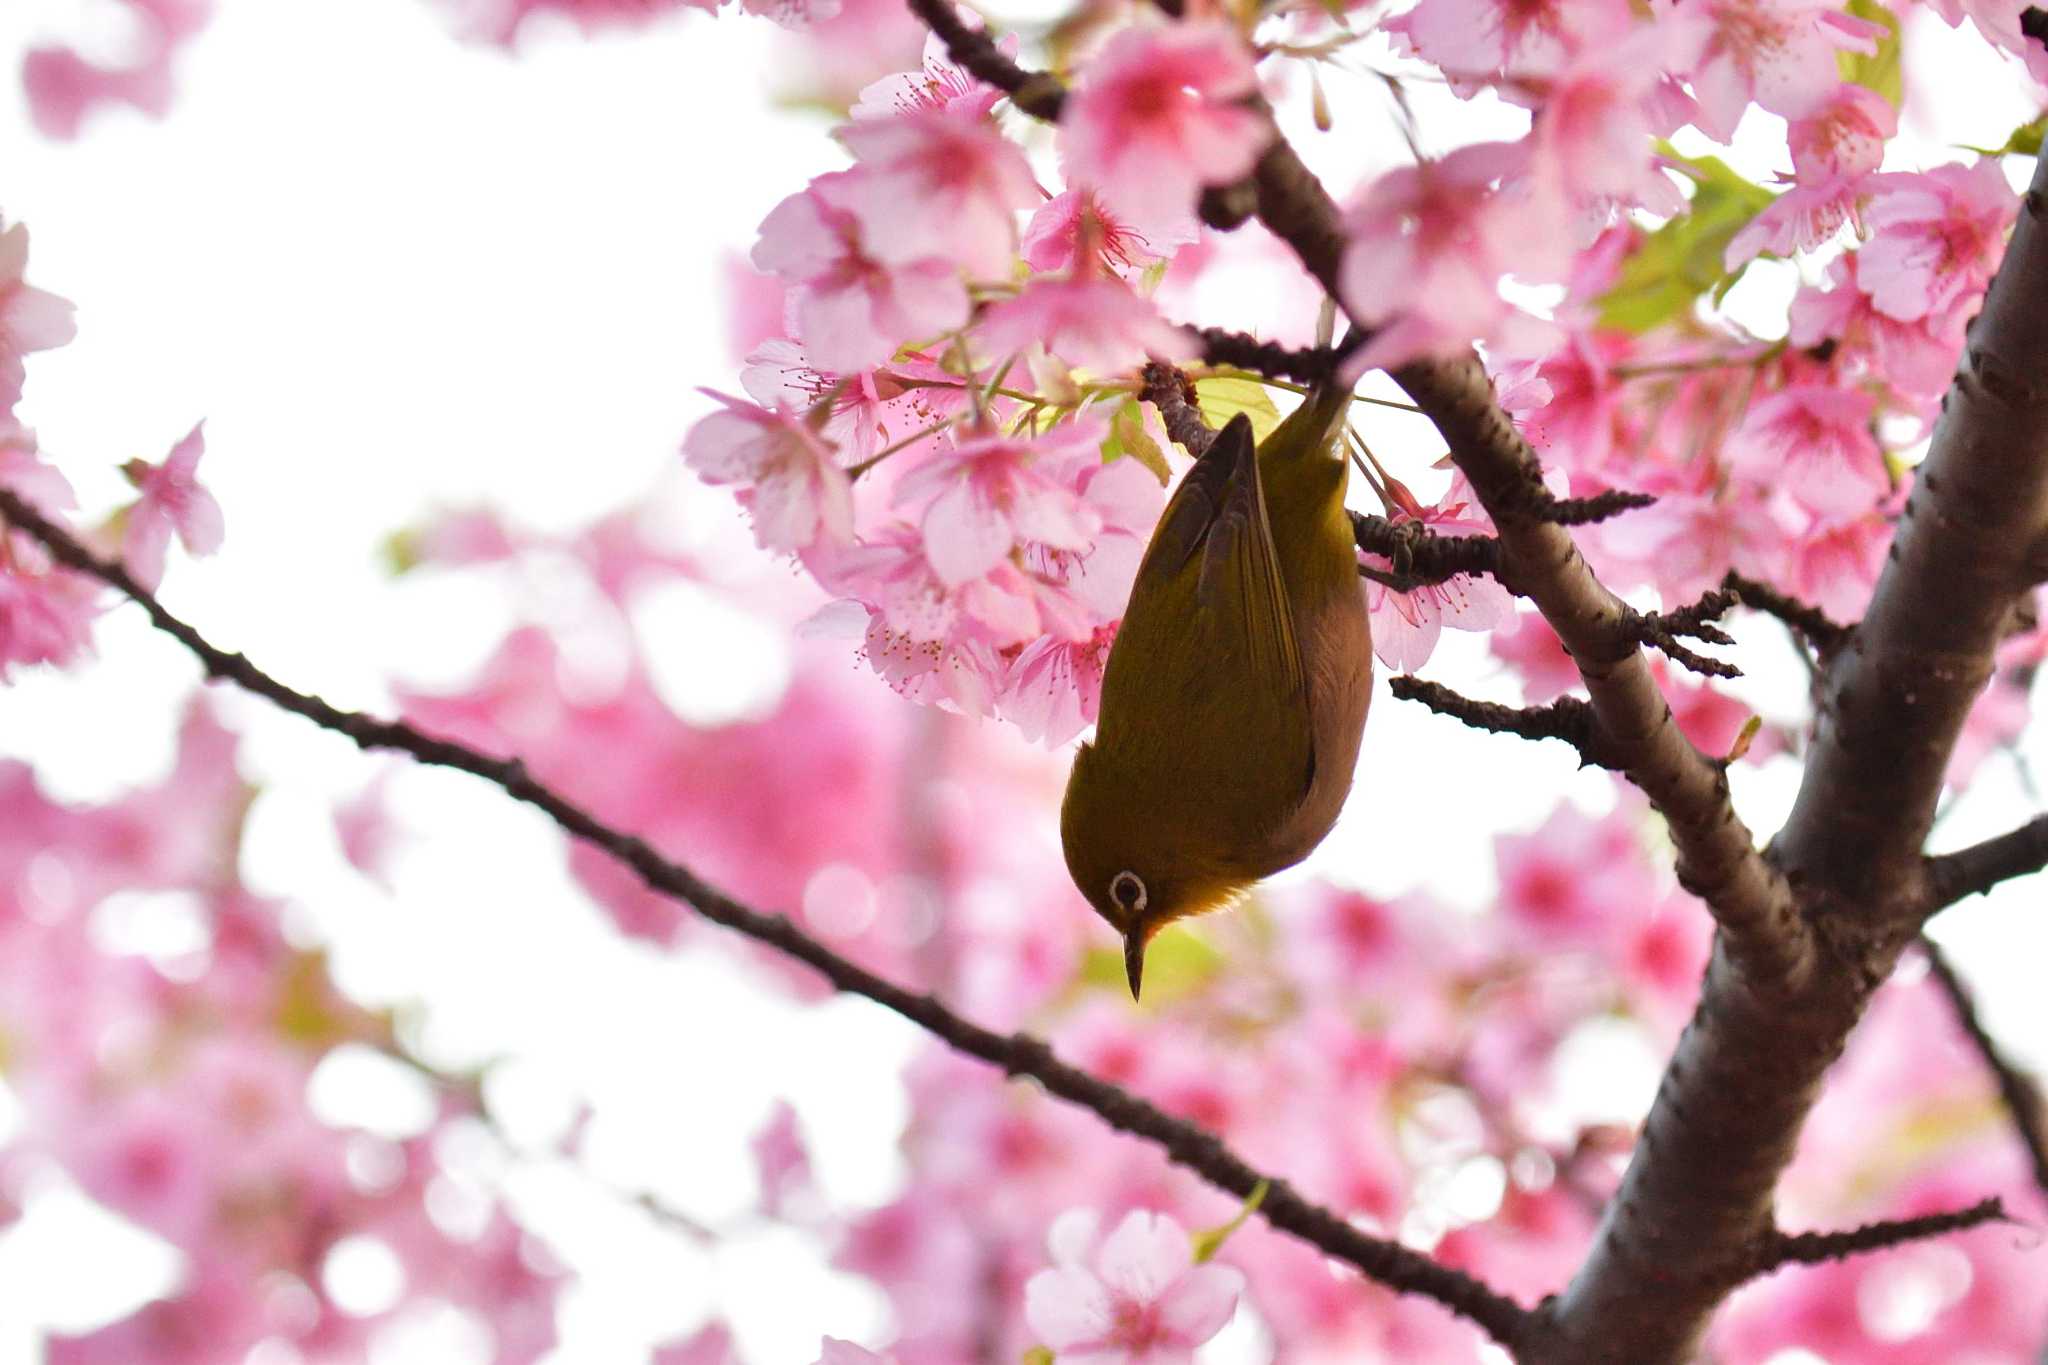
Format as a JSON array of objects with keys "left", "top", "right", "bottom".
[{"left": 1060, "top": 743, "right": 1245, "bottom": 1000}]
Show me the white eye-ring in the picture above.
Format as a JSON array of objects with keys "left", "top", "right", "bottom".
[{"left": 1109, "top": 870, "right": 1148, "bottom": 914}]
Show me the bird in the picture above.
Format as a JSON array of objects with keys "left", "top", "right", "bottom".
[{"left": 1060, "top": 382, "right": 1372, "bottom": 999}]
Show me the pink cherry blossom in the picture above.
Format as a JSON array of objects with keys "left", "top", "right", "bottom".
[
  {"left": 1731, "top": 384, "right": 1888, "bottom": 520},
  {"left": 1524, "top": 24, "right": 1694, "bottom": 219},
  {"left": 852, "top": 31, "right": 1001, "bottom": 121},
  {"left": 22, "top": 0, "right": 212, "bottom": 139},
  {"left": 742, "top": 340, "right": 965, "bottom": 464},
  {"left": 1000, "top": 625, "right": 1114, "bottom": 746},
  {"left": 1361, "top": 478, "right": 1516, "bottom": 670},
  {"left": 683, "top": 390, "right": 855, "bottom": 553},
  {"left": 892, "top": 421, "right": 1103, "bottom": 587},
  {"left": 837, "top": 111, "right": 1039, "bottom": 276},
  {"left": 1496, "top": 803, "right": 1658, "bottom": 951},
  {"left": 978, "top": 274, "right": 1196, "bottom": 376},
  {"left": 814, "top": 1340, "right": 897, "bottom": 1365},
  {"left": 120, "top": 423, "right": 225, "bottom": 592},
  {"left": 654, "top": 1323, "right": 737, "bottom": 1365},
  {"left": 1789, "top": 254, "right": 1963, "bottom": 398},
  {"left": 1387, "top": 0, "right": 1635, "bottom": 85},
  {"left": 1340, "top": 142, "right": 1569, "bottom": 373},
  {"left": 752, "top": 171, "right": 970, "bottom": 373},
  {"left": 1675, "top": 0, "right": 1882, "bottom": 139},
  {"left": 1727, "top": 86, "right": 1897, "bottom": 268},
  {"left": 1059, "top": 24, "right": 1269, "bottom": 241},
  {"left": 0, "top": 224, "right": 78, "bottom": 417},
  {"left": 1022, "top": 191, "right": 1197, "bottom": 277},
  {"left": 1858, "top": 160, "right": 2017, "bottom": 323},
  {"left": 1025, "top": 1208, "right": 1244, "bottom": 1363}
]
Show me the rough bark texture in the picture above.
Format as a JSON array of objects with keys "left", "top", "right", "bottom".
[
  {"left": 1519, "top": 151, "right": 2048, "bottom": 1365},
  {"left": 895, "top": 12, "right": 2048, "bottom": 1353}
]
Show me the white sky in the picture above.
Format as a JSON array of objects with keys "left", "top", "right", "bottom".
[{"left": 0, "top": 2, "right": 2042, "bottom": 1362}]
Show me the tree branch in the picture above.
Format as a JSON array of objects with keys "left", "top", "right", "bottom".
[
  {"left": 1350, "top": 511, "right": 1505, "bottom": 587},
  {"left": 1923, "top": 814, "right": 2048, "bottom": 914},
  {"left": 0, "top": 485, "right": 1533, "bottom": 1348},
  {"left": 899, "top": 9, "right": 2048, "bottom": 1357},
  {"left": 1389, "top": 676, "right": 1615, "bottom": 768},
  {"left": 1625, "top": 590, "right": 1742, "bottom": 680},
  {"left": 1192, "top": 326, "right": 1353, "bottom": 384},
  {"left": 1137, "top": 359, "right": 1216, "bottom": 456},
  {"left": 1922, "top": 939, "right": 2048, "bottom": 1198},
  {"left": 1752, "top": 1196, "right": 2009, "bottom": 1271},
  {"left": 1721, "top": 571, "right": 1848, "bottom": 654}
]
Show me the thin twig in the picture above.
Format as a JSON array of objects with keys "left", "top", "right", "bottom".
[
  {"left": 1626, "top": 591, "right": 1743, "bottom": 680},
  {"left": 1351, "top": 512, "right": 1505, "bottom": 588},
  {"left": 0, "top": 485, "right": 1533, "bottom": 1347},
  {"left": 1389, "top": 676, "right": 1615, "bottom": 768},
  {"left": 1753, "top": 1197, "right": 2009, "bottom": 1271},
  {"left": 1721, "top": 571, "right": 1848, "bottom": 654},
  {"left": 1922, "top": 938, "right": 2048, "bottom": 1198},
  {"left": 1922, "top": 814, "right": 2048, "bottom": 915},
  {"left": 1192, "top": 327, "right": 1354, "bottom": 384},
  {"left": 1525, "top": 488, "right": 1658, "bottom": 527}
]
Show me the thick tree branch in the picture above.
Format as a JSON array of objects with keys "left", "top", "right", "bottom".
[
  {"left": 1245, "top": 140, "right": 1807, "bottom": 986},
  {"left": 0, "top": 485, "right": 1533, "bottom": 1347},
  {"left": 1753, "top": 1197, "right": 2008, "bottom": 1271},
  {"left": 1389, "top": 676, "right": 1615, "bottom": 768},
  {"left": 1922, "top": 814, "right": 2048, "bottom": 914},
  {"left": 1923, "top": 939, "right": 2048, "bottom": 1198},
  {"left": 898, "top": 9, "right": 2047, "bottom": 1357}
]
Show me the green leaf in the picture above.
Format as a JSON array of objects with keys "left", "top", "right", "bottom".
[
  {"left": 1595, "top": 148, "right": 1774, "bottom": 334},
  {"left": 1192, "top": 375, "right": 1283, "bottom": 444},
  {"left": 1021, "top": 1350, "right": 1055, "bottom": 1365},
  {"left": 1960, "top": 114, "right": 2046, "bottom": 158},
  {"left": 1837, "top": 0, "right": 1903, "bottom": 105},
  {"left": 1191, "top": 1180, "right": 1269, "bottom": 1263},
  {"left": 1100, "top": 398, "right": 1173, "bottom": 484}
]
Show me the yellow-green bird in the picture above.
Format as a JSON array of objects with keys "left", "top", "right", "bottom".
[{"left": 1061, "top": 384, "right": 1372, "bottom": 998}]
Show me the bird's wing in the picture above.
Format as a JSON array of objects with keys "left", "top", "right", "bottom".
[{"left": 1108, "top": 414, "right": 1313, "bottom": 812}]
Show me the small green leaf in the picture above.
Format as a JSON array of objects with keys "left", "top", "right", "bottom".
[
  {"left": 1021, "top": 1349, "right": 1055, "bottom": 1365},
  {"left": 1191, "top": 1180, "right": 1269, "bottom": 1263},
  {"left": 1596, "top": 147, "right": 1774, "bottom": 334},
  {"left": 1837, "top": 0, "right": 1903, "bottom": 105},
  {"left": 1960, "top": 114, "right": 2046, "bottom": 158},
  {"left": 1726, "top": 714, "right": 1763, "bottom": 764},
  {"left": 1193, "top": 375, "right": 1283, "bottom": 444},
  {"left": 1101, "top": 399, "right": 1173, "bottom": 484}
]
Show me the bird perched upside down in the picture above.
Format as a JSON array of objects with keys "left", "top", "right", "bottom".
[{"left": 1061, "top": 384, "right": 1372, "bottom": 998}]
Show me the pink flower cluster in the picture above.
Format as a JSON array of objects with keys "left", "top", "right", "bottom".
[
  {"left": 678, "top": 23, "right": 1313, "bottom": 741},
  {"left": 21, "top": 0, "right": 213, "bottom": 139},
  {"left": 0, "top": 216, "right": 227, "bottom": 676},
  {"left": 0, "top": 706, "right": 567, "bottom": 1363}
]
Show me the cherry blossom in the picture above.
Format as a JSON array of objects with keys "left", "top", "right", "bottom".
[
  {"left": 752, "top": 171, "right": 970, "bottom": 373},
  {"left": 22, "top": 0, "right": 212, "bottom": 139},
  {"left": 1339, "top": 142, "right": 1569, "bottom": 372},
  {"left": 1059, "top": 23, "right": 1268, "bottom": 241},
  {"left": 120, "top": 423, "right": 225, "bottom": 591},
  {"left": 683, "top": 390, "right": 855, "bottom": 553},
  {"left": 1731, "top": 384, "right": 1888, "bottom": 520},
  {"left": 0, "top": 223, "right": 77, "bottom": 417},
  {"left": 1858, "top": 160, "right": 2018, "bottom": 323},
  {"left": 1021, "top": 190, "right": 1197, "bottom": 277},
  {"left": 1675, "top": 0, "right": 1882, "bottom": 139},
  {"left": 851, "top": 31, "right": 1001, "bottom": 121},
  {"left": 977, "top": 274, "right": 1195, "bottom": 376},
  {"left": 1025, "top": 1208, "right": 1244, "bottom": 1363},
  {"left": 838, "top": 110, "right": 1039, "bottom": 277}
]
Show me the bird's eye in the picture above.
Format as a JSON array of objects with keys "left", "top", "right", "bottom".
[{"left": 1109, "top": 871, "right": 1147, "bottom": 914}]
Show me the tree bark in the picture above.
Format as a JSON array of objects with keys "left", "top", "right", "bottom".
[{"left": 1518, "top": 152, "right": 2048, "bottom": 1365}]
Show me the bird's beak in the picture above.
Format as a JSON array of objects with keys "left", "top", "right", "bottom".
[{"left": 1123, "top": 929, "right": 1147, "bottom": 1001}]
